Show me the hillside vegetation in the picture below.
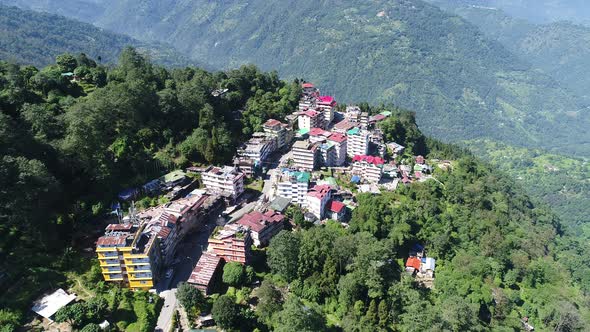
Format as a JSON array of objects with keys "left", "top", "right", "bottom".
[
  {"left": 3, "top": 0, "right": 590, "bottom": 157},
  {"left": 0, "top": 5, "right": 194, "bottom": 68},
  {"left": 0, "top": 48, "right": 299, "bottom": 330},
  {"left": 2, "top": 49, "right": 590, "bottom": 331},
  {"left": 465, "top": 140, "right": 590, "bottom": 228},
  {"left": 429, "top": 1, "right": 590, "bottom": 101}
]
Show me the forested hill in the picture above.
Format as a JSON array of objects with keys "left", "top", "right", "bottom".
[
  {"left": 0, "top": 5, "right": 195, "bottom": 68},
  {"left": 3, "top": 0, "right": 590, "bottom": 158},
  {"left": 2, "top": 49, "right": 590, "bottom": 331},
  {"left": 428, "top": 1, "right": 590, "bottom": 102}
]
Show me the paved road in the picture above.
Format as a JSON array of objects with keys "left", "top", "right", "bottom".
[{"left": 155, "top": 289, "right": 177, "bottom": 332}]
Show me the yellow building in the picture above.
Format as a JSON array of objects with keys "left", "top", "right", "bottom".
[{"left": 96, "top": 223, "right": 161, "bottom": 290}]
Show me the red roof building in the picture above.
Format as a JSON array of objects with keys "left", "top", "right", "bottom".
[
  {"left": 326, "top": 200, "right": 346, "bottom": 221},
  {"left": 302, "top": 82, "right": 315, "bottom": 89},
  {"left": 237, "top": 210, "right": 285, "bottom": 247},
  {"left": 406, "top": 257, "right": 421, "bottom": 271},
  {"left": 187, "top": 252, "right": 223, "bottom": 295},
  {"left": 351, "top": 155, "right": 384, "bottom": 183},
  {"left": 306, "top": 185, "right": 333, "bottom": 219}
]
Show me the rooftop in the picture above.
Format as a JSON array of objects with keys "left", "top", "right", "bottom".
[
  {"left": 347, "top": 127, "right": 361, "bottom": 135},
  {"left": 318, "top": 95, "right": 336, "bottom": 105},
  {"left": 327, "top": 132, "right": 347, "bottom": 143},
  {"left": 302, "top": 82, "right": 315, "bottom": 88},
  {"left": 237, "top": 210, "right": 285, "bottom": 233},
  {"left": 300, "top": 110, "right": 320, "bottom": 118},
  {"left": 352, "top": 155, "right": 385, "bottom": 166},
  {"left": 309, "top": 127, "right": 330, "bottom": 137},
  {"left": 307, "top": 184, "right": 332, "bottom": 200},
  {"left": 31, "top": 289, "right": 76, "bottom": 320},
  {"left": 187, "top": 252, "right": 222, "bottom": 287},
  {"left": 161, "top": 170, "right": 186, "bottom": 184},
  {"left": 327, "top": 200, "right": 346, "bottom": 213}
]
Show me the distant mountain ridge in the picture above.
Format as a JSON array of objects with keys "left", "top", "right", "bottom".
[
  {"left": 426, "top": 1, "right": 590, "bottom": 102},
  {"left": 3, "top": 0, "right": 588, "bottom": 157},
  {"left": 0, "top": 4, "right": 197, "bottom": 68}
]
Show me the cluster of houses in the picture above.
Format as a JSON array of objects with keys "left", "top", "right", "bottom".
[
  {"left": 96, "top": 81, "right": 441, "bottom": 293},
  {"left": 405, "top": 244, "right": 436, "bottom": 288}
]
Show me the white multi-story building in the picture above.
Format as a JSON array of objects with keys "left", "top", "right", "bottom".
[
  {"left": 305, "top": 184, "right": 332, "bottom": 220},
  {"left": 319, "top": 143, "right": 336, "bottom": 167},
  {"left": 276, "top": 170, "right": 310, "bottom": 206},
  {"left": 327, "top": 132, "right": 347, "bottom": 166},
  {"left": 298, "top": 110, "right": 324, "bottom": 130},
  {"left": 346, "top": 127, "right": 369, "bottom": 158},
  {"left": 345, "top": 106, "right": 362, "bottom": 123},
  {"left": 351, "top": 155, "right": 384, "bottom": 183},
  {"left": 292, "top": 140, "right": 319, "bottom": 171},
  {"left": 202, "top": 166, "right": 245, "bottom": 199},
  {"left": 263, "top": 119, "right": 292, "bottom": 150},
  {"left": 317, "top": 95, "right": 336, "bottom": 127},
  {"left": 237, "top": 133, "right": 277, "bottom": 165}
]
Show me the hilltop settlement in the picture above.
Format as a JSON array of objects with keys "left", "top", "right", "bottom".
[{"left": 78, "top": 82, "right": 449, "bottom": 329}]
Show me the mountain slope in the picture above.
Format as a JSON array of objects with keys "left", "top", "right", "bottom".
[
  {"left": 4, "top": 0, "right": 589, "bottom": 157},
  {"left": 428, "top": 1, "right": 590, "bottom": 102},
  {"left": 0, "top": 5, "right": 195, "bottom": 68}
]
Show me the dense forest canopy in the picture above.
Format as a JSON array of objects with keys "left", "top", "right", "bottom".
[
  {"left": 0, "top": 48, "right": 299, "bottom": 326},
  {"left": 2, "top": 0, "right": 589, "bottom": 158},
  {"left": 1, "top": 50, "right": 590, "bottom": 331},
  {"left": 428, "top": 0, "right": 590, "bottom": 101},
  {"left": 0, "top": 4, "right": 195, "bottom": 68}
]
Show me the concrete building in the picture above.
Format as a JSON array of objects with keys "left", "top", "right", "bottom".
[
  {"left": 345, "top": 106, "right": 362, "bottom": 123},
  {"left": 187, "top": 252, "right": 223, "bottom": 295},
  {"left": 317, "top": 95, "right": 336, "bottom": 127},
  {"left": 346, "top": 127, "right": 369, "bottom": 158},
  {"left": 351, "top": 155, "right": 384, "bottom": 183},
  {"left": 202, "top": 166, "right": 245, "bottom": 199},
  {"left": 237, "top": 210, "right": 285, "bottom": 247},
  {"left": 208, "top": 224, "right": 252, "bottom": 264},
  {"left": 327, "top": 132, "right": 347, "bottom": 166},
  {"left": 263, "top": 119, "right": 293, "bottom": 150},
  {"left": 292, "top": 140, "right": 319, "bottom": 171},
  {"left": 96, "top": 223, "right": 161, "bottom": 290},
  {"left": 326, "top": 200, "right": 346, "bottom": 221},
  {"left": 276, "top": 170, "right": 311, "bottom": 206},
  {"left": 305, "top": 184, "right": 332, "bottom": 220},
  {"left": 237, "top": 133, "right": 277, "bottom": 166},
  {"left": 298, "top": 110, "right": 324, "bottom": 130},
  {"left": 319, "top": 142, "right": 337, "bottom": 167},
  {"left": 309, "top": 127, "right": 331, "bottom": 144}
]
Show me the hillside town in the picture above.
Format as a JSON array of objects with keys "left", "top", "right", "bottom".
[{"left": 74, "top": 83, "right": 443, "bottom": 329}]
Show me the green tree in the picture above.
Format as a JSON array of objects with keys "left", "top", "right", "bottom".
[
  {"left": 255, "top": 280, "right": 283, "bottom": 326},
  {"left": 176, "top": 282, "right": 205, "bottom": 312},
  {"left": 56, "top": 54, "right": 77, "bottom": 73},
  {"left": 211, "top": 295, "right": 242, "bottom": 331},
  {"left": 274, "top": 296, "right": 325, "bottom": 332},
  {"left": 54, "top": 303, "right": 86, "bottom": 327},
  {"left": 79, "top": 323, "right": 101, "bottom": 332},
  {"left": 223, "top": 262, "right": 246, "bottom": 287},
  {"left": 267, "top": 231, "right": 300, "bottom": 281}
]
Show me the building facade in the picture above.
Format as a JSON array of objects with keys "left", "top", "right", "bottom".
[
  {"left": 202, "top": 166, "right": 245, "bottom": 199},
  {"left": 237, "top": 210, "right": 285, "bottom": 247},
  {"left": 298, "top": 110, "right": 324, "bottom": 130},
  {"left": 327, "top": 132, "right": 347, "bottom": 166},
  {"left": 263, "top": 119, "right": 293, "bottom": 150},
  {"left": 346, "top": 128, "right": 369, "bottom": 158},
  {"left": 276, "top": 171, "right": 310, "bottom": 206},
  {"left": 351, "top": 155, "right": 384, "bottom": 183},
  {"left": 208, "top": 224, "right": 252, "bottom": 264},
  {"left": 96, "top": 223, "right": 161, "bottom": 290},
  {"left": 305, "top": 184, "right": 332, "bottom": 220},
  {"left": 292, "top": 140, "right": 319, "bottom": 171}
]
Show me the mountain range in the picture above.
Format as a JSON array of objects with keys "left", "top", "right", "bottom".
[
  {"left": 2, "top": 0, "right": 589, "bottom": 158},
  {"left": 0, "top": 4, "right": 195, "bottom": 68}
]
